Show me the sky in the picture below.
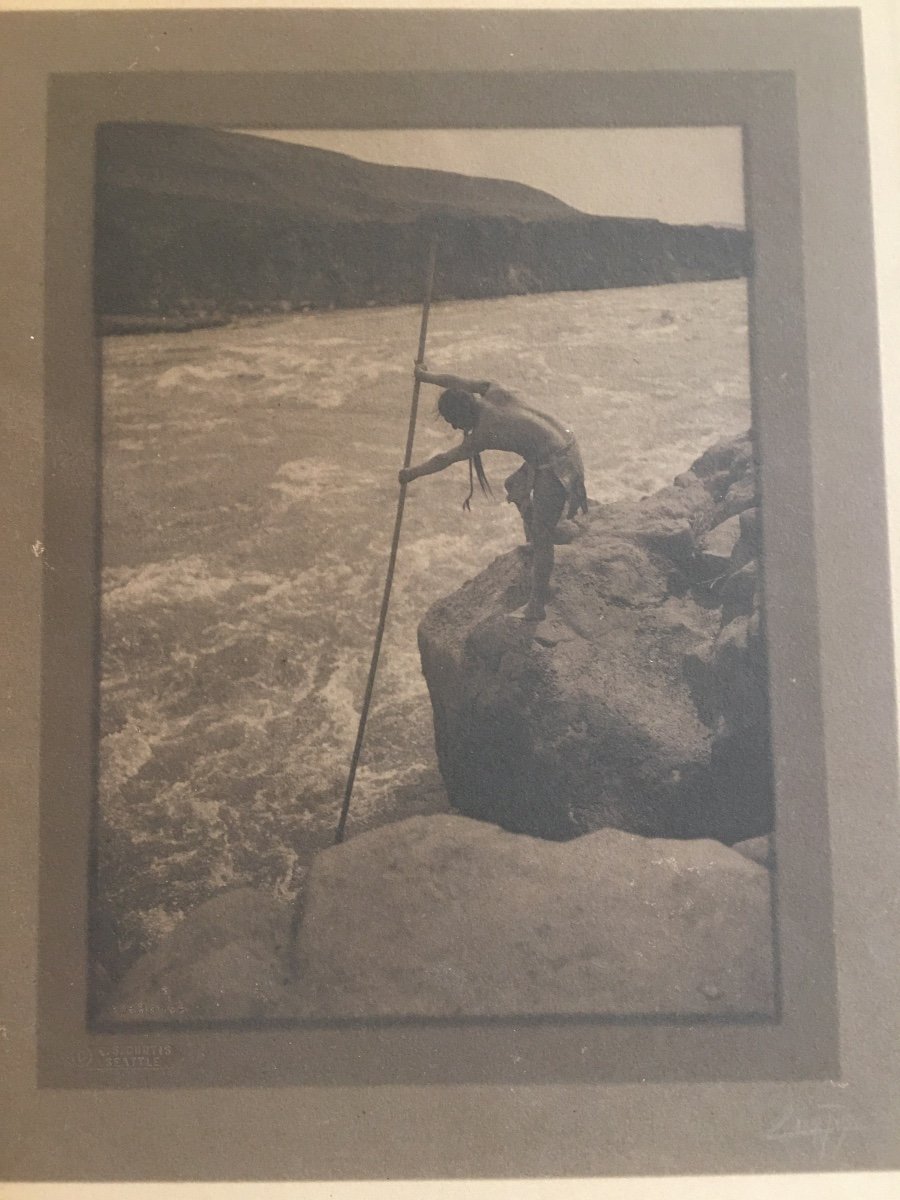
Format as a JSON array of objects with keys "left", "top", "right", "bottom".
[{"left": 242, "top": 128, "right": 746, "bottom": 227}]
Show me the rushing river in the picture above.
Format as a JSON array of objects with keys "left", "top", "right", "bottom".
[{"left": 95, "top": 280, "right": 750, "bottom": 981}]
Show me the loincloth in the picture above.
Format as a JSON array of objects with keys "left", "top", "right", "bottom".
[{"left": 504, "top": 436, "right": 589, "bottom": 519}]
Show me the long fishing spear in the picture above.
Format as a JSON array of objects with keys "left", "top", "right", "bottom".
[{"left": 333, "top": 236, "right": 439, "bottom": 844}]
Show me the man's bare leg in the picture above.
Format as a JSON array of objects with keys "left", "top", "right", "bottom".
[
  {"left": 523, "top": 534, "right": 553, "bottom": 621},
  {"left": 505, "top": 469, "right": 535, "bottom": 552},
  {"left": 514, "top": 494, "right": 577, "bottom": 552},
  {"left": 517, "top": 498, "right": 534, "bottom": 552},
  {"left": 521, "top": 473, "right": 566, "bottom": 621}
]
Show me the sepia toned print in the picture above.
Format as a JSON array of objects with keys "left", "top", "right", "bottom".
[
  {"left": 8, "top": 8, "right": 895, "bottom": 1181},
  {"left": 90, "top": 122, "right": 776, "bottom": 1026}
]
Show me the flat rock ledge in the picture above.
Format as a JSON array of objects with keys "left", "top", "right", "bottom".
[{"left": 103, "top": 814, "right": 775, "bottom": 1024}]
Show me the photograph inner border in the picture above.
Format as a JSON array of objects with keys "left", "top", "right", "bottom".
[{"left": 38, "top": 64, "right": 835, "bottom": 1088}]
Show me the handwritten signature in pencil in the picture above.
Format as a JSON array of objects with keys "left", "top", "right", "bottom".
[{"left": 764, "top": 1102, "right": 867, "bottom": 1158}]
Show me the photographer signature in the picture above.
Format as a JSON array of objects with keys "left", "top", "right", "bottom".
[{"left": 764, "top": 1102, "right": 867, "bottom": 1158}]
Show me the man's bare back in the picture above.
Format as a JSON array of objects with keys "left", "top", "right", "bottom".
[
  {"left": 399, "top": 365, "right": 588, "bottom": 622},
  {"left": 467, "top": 384, "right": 574, "bottom": 463}
]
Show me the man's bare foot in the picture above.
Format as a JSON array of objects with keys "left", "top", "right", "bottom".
[
  {"left": 509, "top": 602, "right": 546, "bottom": 622},
  {"left": 553, "top": 520, "right": 579, "bottom": 545}
]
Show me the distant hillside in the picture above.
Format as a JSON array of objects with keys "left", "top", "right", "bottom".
[{"left": 94, "top": 124, "right": 751, "bottom": 320}]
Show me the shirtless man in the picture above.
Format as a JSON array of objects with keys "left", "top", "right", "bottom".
[{"left": 399, "top": 365, "right": 588, "bottom": 622}]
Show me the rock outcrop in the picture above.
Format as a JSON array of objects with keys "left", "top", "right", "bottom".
[
  {"left": 103, "top": 814, "right": 775, "bottom": 1022},
  {"left": 418, "top": 432, "right": 771, "bottom": 844}
]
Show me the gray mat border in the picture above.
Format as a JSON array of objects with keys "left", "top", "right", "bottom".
[{"left": 1, "top": 6, "right": 896, "bottom": 1180}]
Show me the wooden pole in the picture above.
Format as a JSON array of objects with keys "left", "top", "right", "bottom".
[{"left": 334, "top": 238, "right": 438, "bottom": 844}]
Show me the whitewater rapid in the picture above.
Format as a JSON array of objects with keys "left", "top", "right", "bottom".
[{"left": 96, "top": 280, "right": 751, "bottom": 970}]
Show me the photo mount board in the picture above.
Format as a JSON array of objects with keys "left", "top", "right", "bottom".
[{"left": 1, "top": 5, "right": 898, "bottom": 1181}]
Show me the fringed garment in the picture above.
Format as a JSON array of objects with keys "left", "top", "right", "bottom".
[{"left": 503, "top": 435, "right": 589, "bottom": 519}]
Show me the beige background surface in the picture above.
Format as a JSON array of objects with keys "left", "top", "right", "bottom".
[{"left": 0, "top": 0, "right": 898, "bottom": 1194}]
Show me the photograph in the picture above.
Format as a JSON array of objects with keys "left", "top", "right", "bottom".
[
  {"left": 90, "top": 121, "right": 772, "bottom": 1026},
  {"left": 2, "top": 2, "right": 898, "bottom": 1186}
]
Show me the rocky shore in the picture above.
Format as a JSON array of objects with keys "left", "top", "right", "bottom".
[{"left": 100, "top": 432, "right": 775, "bottom": 1025}]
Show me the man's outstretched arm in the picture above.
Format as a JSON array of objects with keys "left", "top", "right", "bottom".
[
  {"left": 415, "top": 364, "right": 490, "bottom": 393},
  {"left": 399, "top": 441, "right": 471, "bottom": 485}
]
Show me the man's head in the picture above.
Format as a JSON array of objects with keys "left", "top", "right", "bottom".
[{"left": 438, "top": 388, "right": 478, "bottom": 432}]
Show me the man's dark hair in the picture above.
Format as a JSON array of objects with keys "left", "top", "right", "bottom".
[
  {"left": 438, "top": 388, "right": 479, "bottom": 431},
  {"left": 437, "top": 389, "right": 492, "bottom": 508}
]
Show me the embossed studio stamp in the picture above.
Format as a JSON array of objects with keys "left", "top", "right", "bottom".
[{"left": 72, "top": 1043, "right": 175, "bottom": 1070}]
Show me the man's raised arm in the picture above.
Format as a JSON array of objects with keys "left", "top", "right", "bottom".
[{"left": 414, "top": 365, "right": 490, "bottom": 394}]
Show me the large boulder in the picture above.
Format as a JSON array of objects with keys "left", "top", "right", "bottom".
[
  {"left": 104, "top": 814, "right": 775, "bottom": 1023},
  {"left": 418, "top": 432, "right": 773, "bottom": 843},
  {"left": 285, "top": 814, "right": 775, "bottom": 1019}
]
